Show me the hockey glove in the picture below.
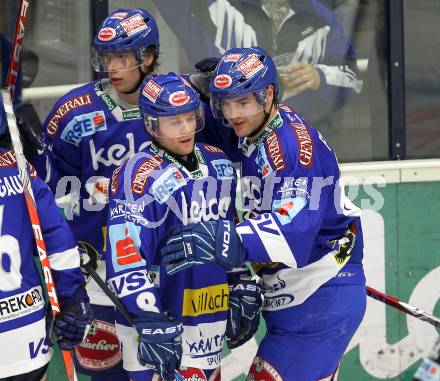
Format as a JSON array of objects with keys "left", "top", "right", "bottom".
[
  {"left": 226, "top": 272, "right": 262, "bottom": 349},
  {"left": 189, "top": 57, "right": 220, "bottom": 102},
  {"left": 134, "top": 311, "right": 183, "bottom": 381},
  {"left": 52, "top": 285, "right": 92, "bottom": 350},
  {"left": 160, "top": 220, "right": 246, "bottom": 275}
]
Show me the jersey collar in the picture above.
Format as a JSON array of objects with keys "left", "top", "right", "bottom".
[{"left": 239, "top": 111, "right": 283, "bottom": 157}]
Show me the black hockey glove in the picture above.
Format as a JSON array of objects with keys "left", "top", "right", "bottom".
[
  {"left": 160, "top": 220, "right": 246, "bottom": 275},
  {"left": 134, "top": 311, "right": 183, "bottom": 381},
  {"left": 51, "top": 286, "right": 93, "bottom": 350},
  {"left": 226, "top": 271, "right": 262, "bottom": 349},
  {"left": 189, "top": 57, "right": 220, "bottom": 102}
]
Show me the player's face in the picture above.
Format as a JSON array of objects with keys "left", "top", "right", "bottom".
[
  {"left": 220, "top": 94, "right": 266, "bottom": 137},
  {"left": 155, "top": 111, "right": 197, "bottom": 156},
  {"left": 107, "top": 51, "right": 153, "bottom": 93}
]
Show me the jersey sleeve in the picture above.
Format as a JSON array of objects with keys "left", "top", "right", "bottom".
[
  {"left": 31, "top": 167, "right": 84, "bottom": 299},
  {"left": 236, "top": 124, "right": 340, "bottom": 268},
  {"left": 237, "top": 173, "right": 328, "bottom": 268},
  {"left": 105, "top": 159, "right": 164, "bottom": 317}
]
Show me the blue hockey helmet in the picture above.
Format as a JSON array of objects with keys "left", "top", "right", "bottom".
[
  {"left": 92, "top": 8, "right": 159, "bottom": 72},
  {"left": 139, "top": 73, "right": 204, "bottom": 138},
  {"left": 210, "top": 47, "right": 278, "bottom": 118}
]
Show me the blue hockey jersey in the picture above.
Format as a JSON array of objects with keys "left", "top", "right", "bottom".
[
  {"left": 37, "top": 79, "right": 151, "bottom": 305},
  {"left": 234, "top": 105, "right": 365, "bottom": 311},
  {"left": 36, "top": 78, "right": 230, "bottom": 305},
  {"left": 106, "top": 142, "right": 236, "bottom": 370},
  {"left": 0, "top": 149, "right": 83, "bottom": 377}
]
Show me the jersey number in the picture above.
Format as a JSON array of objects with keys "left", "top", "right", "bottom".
[{"left": 0, "top": 205, "right": 23, "bottom": 292}]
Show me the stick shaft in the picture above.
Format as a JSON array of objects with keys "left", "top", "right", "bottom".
[
  {"left": 6, "top": 0, "right": 30, "bottom": 99},
  {"left": 2, "top": 89, "right": 78, "bottom": 381},
  {"left": 88, "top": 268, "right": 134, "bottom": 324},
  {"left": 86, "top": 267, "right": 184, "bottom": 381},
  {"left": 366, "top": 286, "right": 440, "bottom": 328}
]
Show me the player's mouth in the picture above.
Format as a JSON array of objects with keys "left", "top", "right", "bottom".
[
  {"left": 232, "top": 121, "right": 246, "bottom": 131},
  {"left": 110, "top": 77, "right": 123, "bottom": 84},
  {"left": 179, "top": 137, "right": 192, "bottom": 144}
]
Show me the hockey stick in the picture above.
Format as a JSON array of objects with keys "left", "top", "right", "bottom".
[
  {"left": 5, "top": 2, "right": 78, "bottom": 380},
  {"left": 79, "top": 244, "right": 184, "bottom": 381},
  {"left": 366, "top": 286, "right": 440, "bottom": 328},
  {"left": 6, "top": 0, "right": 30, "bottom": 99},
  {"left": 79, "top": 241, "right": 134, "bottom": 324},
  {"left": 1, "top": 89, "right": 78, "bottom": 381},
  {"left": 5, "top": 2, "right": 77, "bottom": 380}
]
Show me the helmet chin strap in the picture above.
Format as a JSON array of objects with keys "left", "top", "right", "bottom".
[
  {"left": 121, "top": 67, "right": 147, "bottom": 95},
  {"left": 246, "top": 101, "right": 274, "bottom": 139}
]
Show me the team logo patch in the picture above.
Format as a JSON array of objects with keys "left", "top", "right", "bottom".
[
  {"left": 142, "top": 79, "right": 163, "bottom": 103},
  {"left": 0, "top": 286, "right": 44, "bottom": 323},
  {"left": 132, "top": 155, "right": 163, "bottom": 194},
  {"left": 97, "top": 27, "right": 116, "bottom": 41},
  {"left": 272, "top": 197, "right": 307, "bottom": 225},
  {"left": 75, "top": 320, "right": 122, "bottom": 370},
  {"left": 61, "top": 110, "right": 107, "bottom": 146},
  {"left": 278, "top": 177, "right": 309, "bottom": 199},
  {"left": 120, "top": 13, "right": 148, "bottom": 36},
  {"left": 0, "top": 151, "right": 16, "bottom": 167},
  {"left": 279, "top": 104, "right": 294, "bottom": 114},
  {"left": 211, "top": 159, "right": 235, "bottom": 180},
  {"left": 169, "top": 91, "right": 190, "bottom": 106},
  {"left": 150, "top": 166, "right": 187, "bottom": 204},
  {"left": 213, "top": 74, "right": 232, "bottom": 89},
  {"left": 109, "top": 222, "right": 145, "bottom": 272},
  {"left": 182, "top": 284, "right": 229, "bottom": 317},
  {"left": 47, "top": 94, "right": 92, "bottom": 136},
  {"left": 255, "top": 145, "right": 274, "bottom": 178},
  {"left": 291, "top": 123, "right": 313, "bottom": 167},
  {"left": 177, "top": 367, "right": 208, "bottom": 381},
  {"left": 110, "top": 11, "right": 127, "bottom": 20},
  {"left": 108, "top": 270, "right": 155, "bottom": 298},
  {"left": 237, "top": 54, "right": 264, "bottom": 78},
  {"left": 248, "top": 355, "right": 284, "bottom": 381},
  {"left": 85, "top": 176, "right": 109, "bottom": 204},
  {"left": 265, "top": 132, "right": 285, "bottom": 172},
  {"left": 110, "top": 165, "right": 123, "bottom": 195},
  {"left": 223, "top": 53, "right": 242, "bottom": 62},
  {"left": 203, "top": 144, "right": 223, "bottom": 154}
]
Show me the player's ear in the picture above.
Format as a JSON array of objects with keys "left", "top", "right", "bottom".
[
  {"left": 142, "top": 51, "right": 155, "bottom": 71},
  {"left": 265, "top": 85, "right": 275, "bottom": 109},
  {"left": 268, "top": 84, "right": 274, "bottom": 99}
]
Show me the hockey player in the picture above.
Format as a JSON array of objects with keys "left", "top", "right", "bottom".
[
  {"left": 106, "top": 72, "right": 245, "bottom": 381},
  {"left": 160, "top": 47, "right": 366, "bottom": 380},
  {"left": 35, "top": 8, "right": 160, "bottom": 380},
  {"left": 0, "top": 98, "right": 92, "bottom": 381}
]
